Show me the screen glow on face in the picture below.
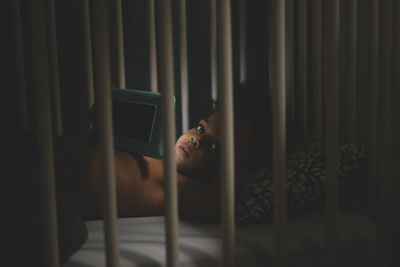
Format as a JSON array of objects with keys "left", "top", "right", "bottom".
[{"left": 113, "top": 101, "right": 156, "bottom": 143}]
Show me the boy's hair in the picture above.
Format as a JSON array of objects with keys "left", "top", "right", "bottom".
[{"left": 196, "top": 82, "right": 273, "bottom": 169}]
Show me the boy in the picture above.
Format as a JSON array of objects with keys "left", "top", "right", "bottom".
[{"left": 81, "top": 84, "right": 272, "bottom": 222}]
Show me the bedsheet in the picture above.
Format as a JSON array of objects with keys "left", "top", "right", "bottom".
[{"left": 64, "top": 212, "right": 376, "bottom": 267}]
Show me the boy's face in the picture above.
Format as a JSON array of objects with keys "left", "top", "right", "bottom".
[{"left": 175, "top": 112, "right": 220, "bottom": 178}]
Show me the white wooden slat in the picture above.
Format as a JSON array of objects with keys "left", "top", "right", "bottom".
[
  {"left": 299, "top": 0, "right": 308, "bottom": 137},
  {"left": 113, "top": 0, "right": 126, "bottom": 88},
  {"left": 324, "top": 0, "right": 340, "bottom": 266},
  {"left": 312, "top": 0, "right": 322, "bottom": 139},
  {"left": 92, "top": 0, "right": 120, "bottom": 265},
  {"left": 157, "top": 0, "right": 179, "bottom": 266},
  {"left": 271, "top": 1, "right": 288, "bottom": 266},
  {"left": 12, "top": 0, "right": 29, "bottom": 131},
  {"left": 392, "top": 4, "right": 400, "bottom": 264},
  {"left": 239, "top": 0, "right": 247, "bottom": 83},
  {"left": 346, "top": 0, "right": 358, "bottom": 143},
  {"left": 80, "top": 0, "right": 95, "bottom": 108},
  {"left": 217, "top": 0, "right": 236, "bottom": 266},
  {"left": 149, "top": 0, "right": 158, "bottom": 92},
  {"left": 180, "top": 0, "right": 190, "bottom": 133},
  {"left": 377, "top": 0, "right": 393, "bottom": 266},
  {"left": 368, "top": 0, "right": 379, "bottom": 219},
  {"left": 210, "top": 0, "right": 218, "bottom": 100},
  {"left": 28, "top": 0, "right": 60, "bottom": 265},
  {"left": 46, "top": 0, "right": 63, "bottom": 136},
  {"left": 286, "top": 0, "right": 295, "bottom": 123}
]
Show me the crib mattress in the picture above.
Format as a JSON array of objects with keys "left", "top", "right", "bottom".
[{"left": 64, "top": 213, "right": 376, "bottom": 267}]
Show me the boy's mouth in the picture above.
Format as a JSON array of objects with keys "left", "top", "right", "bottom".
[{"left": 178, "top": 144, "right": 191, "bottom": 158}]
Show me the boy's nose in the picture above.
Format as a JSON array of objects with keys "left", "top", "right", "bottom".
[{"left": 189, "top": 136, "right": 199, "bottom": 149}]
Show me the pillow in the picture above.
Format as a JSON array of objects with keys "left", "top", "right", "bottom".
[{"left": 235, "top": 140, "right": 367, "bottom": 224}]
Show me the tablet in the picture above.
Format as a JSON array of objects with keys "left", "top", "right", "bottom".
[{"left": 112, "top": 88, "right": 164, "bottom": 159}]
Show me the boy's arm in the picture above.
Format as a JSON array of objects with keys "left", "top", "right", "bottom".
[
  {"left": 178, "top": 176, "right": 221, "bottom": 223},
  {"left": 81, "top": 146, "right": 163, "bottom": 220}
]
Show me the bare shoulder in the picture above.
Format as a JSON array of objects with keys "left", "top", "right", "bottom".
[
  {"left": 82, "top": 147, "right": 165, "bottom": 219},
  {"left": 143, "top": 156, "right": 163, "bottom": 181}
]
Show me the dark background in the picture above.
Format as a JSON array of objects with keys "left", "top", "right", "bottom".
[{"left": 1, "top": 0, "right": 399, "bottom": 266}]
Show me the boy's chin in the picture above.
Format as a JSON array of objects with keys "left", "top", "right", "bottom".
[
  {"left": 177, "top": 164, "right": 204, "bottom": 179},
  {"left": 177, "top": 170, "right": 193, "bottom": 178}
]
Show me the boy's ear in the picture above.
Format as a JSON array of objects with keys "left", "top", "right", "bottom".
[
  {"left": 235, "top": 119, "right": 253, "bottom": 146},
  {"left": 235, "top": 119, "right": 252, "bottom": 133}
]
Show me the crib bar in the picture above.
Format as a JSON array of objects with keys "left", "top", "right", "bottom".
[
  {"left": 81, "top": 0, "right": 95, "bottom": 108},
  {"left": 368, "top": 0, "right": 379, "bottom": 219},
  {"left": 46, "top": 0, "right": 63, "bottom": 136},
  {"left": 28, "top": 0, "right": 60, "bottom": 266},
  {"left": 12, "top": 0, "right": 29, "bottom": 131},
  {"left": 378, "top": 0, "right": 393, "bottom": 265},
  {"left": 113, "top": 0, "right": 126, "bottom": 88},
  {"left": 324, "top": 1, "right": 340, "bottom": 266},
  {"left": 271, "top": 1, "right": 288, "bottom": 266},
  {"left": 210, "top": 0, "right": 218, "bottom": 100},
  {"left": 92, "top": 1, "right": 120, "bottom": 266},
  {"left": 299, "top": 0, "right": 308, "bottom": 137},
  {"left": 239, "top": 0, "right": 247, "bottom": 83},
  {"left": 286, "top": 0, "right": 295, "bottom": 123},
  {"left": 217, "top": 0, "right": 235, "bottom": 266},
  {"left": 311, "top": 0, "right": 322, "bottom": 139},
  {"left": 346, "top": 0, "right": 358, "bottom": 143},
  {"left": 393, "top": 6, "right": 400, "bottom": 265},
  {"left": 149, "top": 0, "right": 158, "bottom": 92},
  {"left": 179, "top": 0, "right": 189, "bottom": 133},
  {"left": 157, "top": 1, "right": 179, "bottom": 266},
  {"left": 345, "top": 0, "right": 357, "bottom": 143}
]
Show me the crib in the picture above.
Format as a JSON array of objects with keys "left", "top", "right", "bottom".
[{"left": 5, "top": 0, "right": 399, "bottom": 266}]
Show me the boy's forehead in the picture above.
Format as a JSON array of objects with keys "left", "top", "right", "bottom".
[
  {"left": 205, "top": 111, "right": 218, "bottom": 123},
  {"left": 204, "top": 112, "right": 220, "bottom": 137}
]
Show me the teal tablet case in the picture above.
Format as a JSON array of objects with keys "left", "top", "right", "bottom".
[{"left": 112, "top": 88, "right": 165, "bottom": 159}]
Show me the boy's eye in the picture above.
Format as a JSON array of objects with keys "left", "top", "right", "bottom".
[
  {"left": 196, "top": 124, "right": 205, "bottom": 134},
  {"left": 210, "top": 142, "right": 218, "bottom": 151}
]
